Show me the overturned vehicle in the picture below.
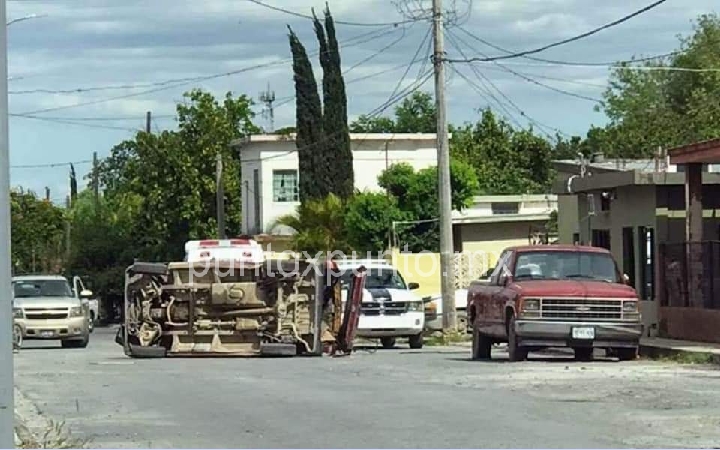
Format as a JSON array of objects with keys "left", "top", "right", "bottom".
[{"left": 115, "top": 258, "right": 366, "bottom": 357}]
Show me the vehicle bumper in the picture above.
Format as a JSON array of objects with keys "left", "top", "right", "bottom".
[
  {"left": 15, "top": 317, "right": 88, "bottom": 340},
  {"left": 356, "top": 313, "right": 424, "bottom": 337},
  {"left": 514, "top": 320, "right": 642, "bottom": 348},
  {"left": 425, "top": 310, "right": 467, "bottom": 332}
]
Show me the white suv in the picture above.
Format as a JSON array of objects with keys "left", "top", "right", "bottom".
[{"left": 337, "top": 260, "right": 425, "bottom": 349}]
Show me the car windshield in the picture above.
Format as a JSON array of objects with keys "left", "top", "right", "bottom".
[
  {"left": 12, "top": 279, "right": 73, "bottom": 298},
  {"left": 340, "top": 267, "right": 407, "bottom": 290},
  {"left": 513, "top": 251, "right": 620, "bottom": 283}
]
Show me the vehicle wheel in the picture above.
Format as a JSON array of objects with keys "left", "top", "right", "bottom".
[
  {"left": 13, "top": 324, "right": 22, "bottom": 350},
  {"left": 574, "top": 347, "right": 593, "bottom": 361},
  {"left": 616, "top": 347, "right": 638, "bottom": 361},
  {"left": 62, "top": 335, "right": 89, "bottom": 349},
  {"left": 408, "top": 333, "right": 423, "bottom": 349},
  {"left": 88, "top": 312, "right": 95, "bottom": 333},
  {"left": 507, "top": 314, "right": 527, "bottom": 362},
  {"left": 471, "top": 322, "right": 491, "bottom": 360},
  {"left": 381, "top": 337, "right": 396, "bottom": 349}
]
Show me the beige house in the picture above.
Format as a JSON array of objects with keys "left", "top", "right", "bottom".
[{"left": 552, "top": 154, "right": 720, "bottom": 341}]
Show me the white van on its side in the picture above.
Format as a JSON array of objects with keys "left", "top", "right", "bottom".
[{"left": 336, "top": 259, "right": 425, "bottom": 349}]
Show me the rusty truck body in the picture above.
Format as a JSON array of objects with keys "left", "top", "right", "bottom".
[
  {"left": 467, "top": 245, "right": 642, "bottom": 362},
  {"left": 115, "top": 258, "right": 365, "bottom": 357}
]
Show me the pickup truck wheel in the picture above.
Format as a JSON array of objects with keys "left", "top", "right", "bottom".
[
  {"left": 88, "top": 312, "right": 95, "bottom": 333},
  {"left": 507, "top": 314, "right": 527, "bottom": 362},
  {"left": 408, "top": 333, "right": 423, "bottom": 349},
  {"left": 616, "top": 347, "right": 638, "bottom": 361},
  {"left": 471, "top": 323, "right": 491, "bottom": 360},
  {"left": 381, "top": 337, "right": 396, "bottom": 349}
]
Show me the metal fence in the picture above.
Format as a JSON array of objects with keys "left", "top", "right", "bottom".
[{"left": 659, "top": 241, "right": 720, "bottom": 309}]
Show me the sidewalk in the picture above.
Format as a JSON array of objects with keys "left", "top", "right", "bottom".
[{"left": 639, "top": 337, "right": 720, "bottom": 362}]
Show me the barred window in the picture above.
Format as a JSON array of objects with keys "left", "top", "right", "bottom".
[{"left": 273, "top": 170, "right": 299, "bottom": 202}]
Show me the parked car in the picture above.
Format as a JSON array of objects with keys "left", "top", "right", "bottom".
[
  {"left": 12, "top": 274, "right": 93, "bottom": 348},
  {"left": 337, "top": 259, "right": 425, "bottom": 349},
  {"left": 467, "top": 245, "right": 642, "bottom": 362}
]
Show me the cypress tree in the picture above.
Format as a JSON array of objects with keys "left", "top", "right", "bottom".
[
  {"left": 288, "top": 26, "right": 328, "bottom": 202},
  {"left": 313, "top": 6, "right": 354, "bottom": 199}
]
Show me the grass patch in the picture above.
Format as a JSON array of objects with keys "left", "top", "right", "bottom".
[
  {"left": 642, "top": 351, "right": 717, "bottom": 365},
  {"left": 16, "top": 419, "right": 89, "bottom": 449},
  {"left": 424, "top": 330, "right": 471, "bottom": 346}
]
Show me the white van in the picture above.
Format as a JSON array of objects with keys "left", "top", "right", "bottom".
[
  {"left": 184, "top": 237, "right": 264, "bottom": 264},
  {"left": 336, "top": 259, "right": 425, "bottom": 349}
]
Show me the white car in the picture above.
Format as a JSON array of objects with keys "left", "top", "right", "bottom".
[
  {"left": 337, "top": 260, "right": 425, "bottom": 349},
  {"left": 72, "top": 276, "right": 98, "bottom": 332}
]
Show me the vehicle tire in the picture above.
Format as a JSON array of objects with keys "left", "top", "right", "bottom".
[
  {"left": 574, "top": 347, "right": 593, "bottom": 361},
  {"left": 62, "top": 334, "right": 89, "bottom": 349},
  {"left": 616, "top": 347, "right": 638, "bottom": 361},
  {"left": 13, "top": 324, "right": 22, "bottom": 350},
  {"left": 507, "top": 314, "right": 527, "bottom": 362},
  {"left": 88, "top": 312, "right": 95, "bottom": 333},
  {"left": 381, "top": 337, "right": 396, "bottom": 349},
  {"left": 128, "top": 344, "right": 167, "bottom": 358},
  {"left": 408, "top": 333, "right": 423, "bottom": 349},
  {"left": 471, "top": 322, "right": 491, "bottom": 360},
  {"left": 260, "top": 342, "right": 297, "bottom": 357}
]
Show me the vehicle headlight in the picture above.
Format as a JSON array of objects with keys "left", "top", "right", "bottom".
[
  {"left": 13, "top": 308, "right": 23, "bottom": 319},
  {"left": 623, "top": 301, "right": 638, "bottom": 313},
  {"left": 407, "top": 302, "right": 422, "bottom": 312},
  {"left": 69, "top": 306, "right": 84, "bottom": 317},
  {"left": 521, "top": 298, "right": 540, "bottom": 312}
]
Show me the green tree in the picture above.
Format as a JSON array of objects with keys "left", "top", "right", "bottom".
[
  {"left": 272, "top": 194, "right": 351, "bottom": 255},
  {"left": 10, "top": 188, "right": 66, "bottom": 274},
  {"left": 451, "top": 109, "right": 553, "bottom": 195},
  {"left": 97, "top": 89, "right": 259, "bottom": 262},
  {"left": 349, "top": 91, "right": 437, "bottom": 133},
  {"left": 378, "top": 159, "right": 479, "bottom": 252},
  {"left": 344, "top": 192, "right": 408, "bottom": 254},
  {"left": 313, "top": 6, "right": 353, "bottom": 199},
  {"left": 288, "top": 26, "right": 328, "bottom": 202},
  {"left": 600, "top": 13, "right": 720, "bottom": 156}
]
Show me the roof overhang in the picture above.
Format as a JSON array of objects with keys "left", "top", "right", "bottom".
[
  {"left": 230, "top": 132, "right": 446, "bottom": 150},
  {"left": 669, "top": 138, "right": 720, "bottom": 165},
  {"left": 452, "top": 213, "right": 552, "bottom": 225},
  {"left": 552, "top": 170, "right": 720, "bottom": 194}
]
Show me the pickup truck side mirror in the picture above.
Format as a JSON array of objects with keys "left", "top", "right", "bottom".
[
  {"left": 623, "top": 274, "right": 630, "bottom": 285},
  {"left": 79, "top": 289, "right": 93, "bottom": 298},
  {"left": 408, "top": 282, "right": 420, "bottom": 290},
  {"left": 501, "top": 274, "right": 513, "bottom": 287}
]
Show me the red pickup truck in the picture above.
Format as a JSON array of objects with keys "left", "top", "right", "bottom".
[{"left": 467, "top": 245, "right": 642, "bottom": 362}]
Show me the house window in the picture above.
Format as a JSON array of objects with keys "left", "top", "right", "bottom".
[
  {"left": 272, "top": 170, "right": 299, "bottom": 202},
  {"left": 491, "top": 202, "right": 519, "bottom": 215}
]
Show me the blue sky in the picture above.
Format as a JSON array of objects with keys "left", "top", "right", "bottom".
[{"left": 6, "top": 0, "right": 717, "bottom": 202}]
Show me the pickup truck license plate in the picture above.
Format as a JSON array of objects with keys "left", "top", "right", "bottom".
[
  {"left": 39, "top": 330, "right": 54, "bottom": 338},
  {"left": 571, "top": 327, "right": 595, "bottom": 340}
]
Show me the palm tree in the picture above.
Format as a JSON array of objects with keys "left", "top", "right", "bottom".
[{"left": 272, "top": 194, "right": 352, "bottom": 256}]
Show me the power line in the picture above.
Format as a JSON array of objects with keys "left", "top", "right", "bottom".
[
  {"left": 244, "top": 0, "right": 416, "bottom": 27},
  {"left": 11, "top": 159, "right": 92, "bottom": 169},
  {"left": 453, "top": 25, "right": 681, "bottom": 67},
  {"left": 445, "top": 0, "right": 668, "bottom": 63},
  {"left": 9, "top": 113, "right": 141, "bottom": 131},
  {"left": 12, "top": 26, "right": 397, "bottom": 114}
]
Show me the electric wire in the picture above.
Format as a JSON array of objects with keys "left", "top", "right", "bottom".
[
  {"left": 444, "top": 0, "right": 669, "bottom": 63},
  {"left": 245, "top": 0, "right": 416, "bottom": 27}
]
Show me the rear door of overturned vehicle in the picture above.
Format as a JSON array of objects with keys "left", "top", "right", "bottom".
[{"left": 116, "top": 258, "right": 363, "bottom": 357}]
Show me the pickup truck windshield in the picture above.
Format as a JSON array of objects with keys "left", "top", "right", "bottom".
[
  {"left": 12, "top": 280, "right": 74, "bottom": 298},
  {"left": 513, "top": 251, "right": 620, "bottom": 283},
  {"left": 341, "top": 268, "right": 407, "bottom": 290}
]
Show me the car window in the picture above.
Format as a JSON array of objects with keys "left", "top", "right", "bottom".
[
  {"left": 340, "top": 267, "right": 407, "bottom": 290},
  {"left": 513, "top": 251, "right": 620, "bottom": 282},
  {"left": 12, "top": 280, "right": 73, "bottom": 298}
]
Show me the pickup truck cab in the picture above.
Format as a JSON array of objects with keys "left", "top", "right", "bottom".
[
  {"left": 467, "top": 245, "right": 642, "bottom": 362},
  {"left": 336, "top": 260, "right": 425, "bottom": 349}
]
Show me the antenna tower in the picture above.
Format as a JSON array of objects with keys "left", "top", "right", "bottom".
[{"left": 259, "top": 84, "right": 276, "bottom": 133}]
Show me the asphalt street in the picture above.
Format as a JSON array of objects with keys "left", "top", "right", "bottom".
[{"left": 13, "top": 327, "right": 720, "bottom": 448}]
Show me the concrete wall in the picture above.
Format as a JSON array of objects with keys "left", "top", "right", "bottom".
[
  {"left": 557, "top": 194, "right": 579, "bottom": 244},
  {"left": 390, "top": 249, "right": 441, "bottom": 298}
]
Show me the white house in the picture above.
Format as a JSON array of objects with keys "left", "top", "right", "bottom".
[{"left": 231, "top": 133, "right": 440, "bottom": 236}]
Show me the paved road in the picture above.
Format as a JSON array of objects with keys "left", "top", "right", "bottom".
[{"left": 13, "top": 328, "right": 720, "bottom": 448}]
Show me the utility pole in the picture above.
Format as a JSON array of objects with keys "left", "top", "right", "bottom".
[
  {"left": 145, "top": 111, "right": 152, "bottom": 134},
  {"left": 0, "top": 1, "right": 14, "bottom": 445},
  {"left": 65, "top": 195, "right": 71, "bottom": 265},
  {"left": 259, "top": 84, "right": 276, "bottom": 133},
  {"left": 45, "top": 187, "right": 50, "bottom": 202},
  {"left": 92, "top": 151, "right": 99, "bottom": 216},
  {"left": 432, "top": 0, "right": 456, "bottom": 331},
  {"left": 216, "top": 153, "right": 226, "bottom": 239}
]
